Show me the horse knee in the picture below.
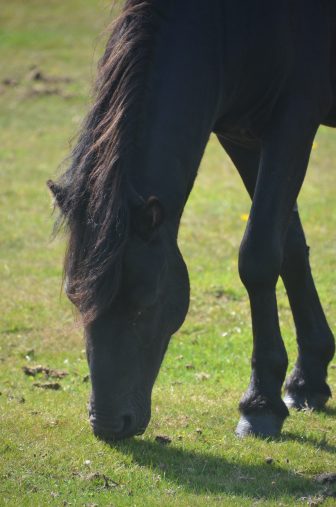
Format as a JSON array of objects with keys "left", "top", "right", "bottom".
[{"left": 238, "top": 234, "right": 282, "bottom": 291}]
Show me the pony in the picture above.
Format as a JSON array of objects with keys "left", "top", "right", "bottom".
[{"left": 48, "top": 0, "right": 335, "bottom": 440}]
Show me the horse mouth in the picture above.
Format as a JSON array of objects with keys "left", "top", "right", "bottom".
[{"left": 89, "top": 408, "right": 150, "bottom": 441}]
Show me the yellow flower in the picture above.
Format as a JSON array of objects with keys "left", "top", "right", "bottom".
[
  {"left": 240, "top": 213, "right": 249, "bottom": 222},
  {"left": 312, "top": 141, "right": 318, "bottom": 150}
]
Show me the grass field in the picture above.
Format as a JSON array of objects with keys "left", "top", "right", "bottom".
[{"left": 0, "top": 1, "right": 335, "bottom": 506}]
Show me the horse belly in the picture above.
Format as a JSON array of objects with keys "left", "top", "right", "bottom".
[
  {"left": 217, "top": 1, "right": 293, "bottom": 135},
  {"left": 217, "top": 0, "right": 333, "bottom": 135}
]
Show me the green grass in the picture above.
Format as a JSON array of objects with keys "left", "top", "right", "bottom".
[{"left": 0, "top": 1, "right": 335, "bottom": 506}]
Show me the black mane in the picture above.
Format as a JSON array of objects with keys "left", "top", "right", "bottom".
[{"left": 53, "top": 1, "right": 159, "bottom": 323}]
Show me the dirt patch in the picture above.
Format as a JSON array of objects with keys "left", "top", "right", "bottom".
[
  {"left": 33, "top": 382, "right": 61, "bottom": 390},
  {"left": 24, "top": 67, "right": 73, "bottom": 98},
  {"left": 185, "top": 363, "right": 195, "bottom": 370},
  {"left": 206, "top": 287, "right": 241, "bottom": 301},
  {"left": 2, "top": 78, "right": 18, "bottom": 87},
  {"left": 195, "top": 372, "right": 210, "bottom": 381},
  {"left": 155, "top": 435, "right": 172, "bottom": 445},
  {"left": 73, "top": 471, "right": 120, "bottom": 490},
  {"left": 86, "top": 472, "right": 119, "bottom": 489},
  {"left": 26, "top": 66, "right": 72, "bottom": 84},
  {"left": 1, "top": 66, "right": 75, "bottom": 99},
  {"left": 314, "top": 472, "right": 336, "bottom": 484},
  {"left": 23, "top": 86, "right": 74, "bottom": 99},
  {"left": 6, "top": 392, "right": 25, "bottom": 403},
  {"left": 23, "top": 365, "right": 68, "bottom": 379}
]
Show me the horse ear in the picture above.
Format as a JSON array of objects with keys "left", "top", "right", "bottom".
[
  {"left": 132, "top": 196, "right": 165, "bottom": 240},
  {"left": 144, "top": 196, "right": 164, "bottom": 229},
  {"left": 47, "top": 179, "right": 66, "bottom": 210}
]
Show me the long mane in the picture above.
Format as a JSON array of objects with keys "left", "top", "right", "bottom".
[{"left": 53, "top": 1, "right": 159, "bottom": 323}]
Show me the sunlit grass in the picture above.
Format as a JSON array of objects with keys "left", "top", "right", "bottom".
[{"left": 0, "top": 1, "right": 335, "bottom": 506}]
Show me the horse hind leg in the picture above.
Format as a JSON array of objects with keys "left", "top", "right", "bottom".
[{"left": 281, "top": 214, "right": 335, "bottom": 410}]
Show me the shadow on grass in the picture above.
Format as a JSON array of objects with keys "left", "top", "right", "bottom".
[
  {"left": 281, "top": 431, "right": 336, "bottom": 454},
  {"left": 112, "top": 439, "right": 318, "bottom": 500},
  {"left": 321, "top": 405, "right": 336, "bottom": 417}
]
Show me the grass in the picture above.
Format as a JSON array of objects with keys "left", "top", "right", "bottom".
[{"left": 0, "top": 1, "right": 335, "bottom": 506}]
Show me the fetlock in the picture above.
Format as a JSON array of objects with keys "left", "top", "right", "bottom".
[
  {"left": 239, "top": 389, "right": 289, "bottom": 419},
  {"left": 285, "top": 362, "right": 332, "bottom": 410}
]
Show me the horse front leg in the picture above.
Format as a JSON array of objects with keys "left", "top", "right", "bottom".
[{"left": 233, "top": 105, "right": 319, "bottom": 437}]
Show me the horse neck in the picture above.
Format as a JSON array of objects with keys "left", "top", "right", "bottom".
[{"left": 128, "top": 0, "right": 223, "bottom": 224}]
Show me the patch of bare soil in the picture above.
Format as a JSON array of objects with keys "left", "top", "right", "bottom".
[
  {"left": 23, "top": 365, "right": 68, "bottom": 379},
  {"left": 299, "top": 472, "right": 336, "bottom": 505},
  {"left": 155, "top": 435, "right": 172, "bottom": 445},
  {"left": 314, "top": 472, "right": 336, "bottom": 485},
  {"left": 25, "top": 67, "right": 74, "bottom": 98},
  {"left": 72, "top": 471, "right": 126, "bottom": 493},
  {"left": 26, "top": 66, "right": 72, "bottom": 84},
  {"left": 33, "top": 382, "right": 61, "bottom": 390},
  {"left": 1, "top": 66, "right": 74, "bottom": 99},
  {"left": 2, "top": 78, "right": 18, "bottom": 87},
  {"left": 24, "top": 86, "right": 73, "bottom": 99}
]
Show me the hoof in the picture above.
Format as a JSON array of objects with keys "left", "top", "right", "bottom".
[
  {"left": 236, "top": 413, "right": 285, "bottom": 438},
  {"left": 284, "top": 392, "right": 329, "bottom": 411},
  {"left": 283, "top": 392, "right": 306, "bottom": 410}
]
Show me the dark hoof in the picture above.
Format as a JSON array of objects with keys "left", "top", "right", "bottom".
[
  {"left": 236, "top": 413, "right": 285, "bottom": 438},
  {"left": 283, "top": 392, "right": 306, "bottom": 410},
  {"left": 284, "top": 392, "right": 329, "bottom": 411}
]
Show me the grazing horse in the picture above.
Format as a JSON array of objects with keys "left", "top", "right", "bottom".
[{"left": 48, "top": 0, "right": 335, "bottom": 440}]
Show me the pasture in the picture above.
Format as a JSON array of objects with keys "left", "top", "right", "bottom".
[{"left": 0, "top": 1, "right": 335, "bottom": 505}]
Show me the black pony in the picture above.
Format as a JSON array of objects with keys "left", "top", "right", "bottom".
[{"left": 48, "top": 0, "right": 335, "bottom": 440}]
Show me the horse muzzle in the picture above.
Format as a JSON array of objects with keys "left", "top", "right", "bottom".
[{"left": 88, "top": 400, "right": 151, "bottom": 441}]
